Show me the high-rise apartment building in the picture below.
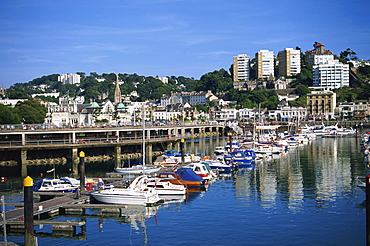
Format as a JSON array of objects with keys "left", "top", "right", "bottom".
[
  {"left": 255, "top": 50, "right": 274, "bottom": 79},
  {"left": 277, "top": 48, "right": 301, "bottom": 76},
  {"left": 308, "top": 43, "right": 349, "bottom": 89},
  {"left": 233, "top": 54, "right": 250, "bottom": 82},
  {"left": 312, "top": 61, "right": 349, "bottom": 89},
  {"left": 58, "top": 73, "right": 81, "bottom": 85}
]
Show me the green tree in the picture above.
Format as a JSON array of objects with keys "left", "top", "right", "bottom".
[
  {"left": 340, "top": 48, "right": 358, "bottom": 60},
  {"left": 289, "top": 96, "right": 307, "bottom": 107},
  {"left": 14, "top": 100, "right": 47, "bottom": 124},
  {"left": 195, "top": 104, "right": 209, "bottom": 113},
  {"left": 295, "top": 84, "right": 310, "bottom": 96},
  {"left": 0, "top": 104, "right": 22, "bottom": 124},
  {"left": 6, "top": 87, "right": 31, "bottom": 99},
  {"left": 198, "top": 69, "right": 233, "bottom": 93}
]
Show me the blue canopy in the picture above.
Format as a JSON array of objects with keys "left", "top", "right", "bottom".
[{"left": 176, "top": 168, "right": 203, "bottom": 182}]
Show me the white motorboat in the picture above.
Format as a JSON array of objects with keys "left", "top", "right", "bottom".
[
  {"left": 115, "top": 165, "right": 162, "bottom": 174},
  {"left": 137, "top": 175, "right": 187, "bottom": 195},
  {"left": 186, "top": 162, "right": 217, "bottom": 181},
  {"left": 214, "top": 146, "right": 227, "bottom": 156},
  {"left": 33, "top": 177, "right": 80, "bottom": 193},
  {"left": 201, "top": 159, "right": 234, "bottom": 173},
  {"left": 90, "top": 175, "right": 162, "bottom": 205},
  {"left": 90, "top": 187, "right": 161, "bottom": 205}
]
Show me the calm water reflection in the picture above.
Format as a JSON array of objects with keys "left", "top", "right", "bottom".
[{"left": 0, "top": 136, "right": 367, "bottom": 246}]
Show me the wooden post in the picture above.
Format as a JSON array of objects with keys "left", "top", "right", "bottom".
[
  {"left": 71, "top": 148, "right": 79, "bottom": 175},
  {"left": 24, "top": 176, "right": 34, "bottom": 246},
  {"left": 180, "top": 139, "right": 185, "bottom": 165},
  {"left": 228, "top": 132, "right": 233, "bottom": 152},
  {"left": 115, "top": 146, "right": 121, "bottom": 168},
  {"left": 79, "top": 151, "right": 85, "bottom": 192},
  {"left": 146, "top": 143, "right": 153, "bottom": 164},
  {"left": 20, "top": 150, "right": 27, "bottom": 177}
]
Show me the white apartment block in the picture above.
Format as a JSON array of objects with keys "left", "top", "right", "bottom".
[
  {"left": 313, "top": 60, "right": 349, "bottom": 89},
  {"left": 308, "top": 43, "right": 349, "bottom": 90},
  {"left": 256, "top": 50, "right": 274, "bottom": 79},
  {"left": 233, "top": 54, "right": 250, "bottom": 82},
  {"left": 238, "top": 108, "right": 255, "bottom": 120},
  {"left": 152, "top": 109, "right": 182, "bottom": 121},
  {"left": 310, "top": 54, "right": 335, "bottom": 65},
  {"left": 214, "top": 108, "right": 238, "bottom": 121},
  {"left": 58, "top": 73, "right": 81, "bottom": 85},
  {"left": 277, "top": 48, "right": 301, "bottom": 76}
]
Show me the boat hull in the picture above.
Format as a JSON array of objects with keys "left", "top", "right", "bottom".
[
  {"left": 90, "top": 188, "right": 161, "bottom": 206},
  {"left": 115, "top": 166, "right": 161, "bottom": 174}
]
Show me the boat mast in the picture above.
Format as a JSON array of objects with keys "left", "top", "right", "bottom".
[{"left": 142, "top": 104, "right": 146, "bottom": 166}]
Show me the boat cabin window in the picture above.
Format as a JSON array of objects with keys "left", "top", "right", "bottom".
[{"left": 42, "top": 181, "right": 52, "bottom": 187}]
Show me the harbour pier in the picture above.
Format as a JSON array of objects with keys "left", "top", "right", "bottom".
[{"left": 0, "top": 124, "right": 224, "bottom": 176}]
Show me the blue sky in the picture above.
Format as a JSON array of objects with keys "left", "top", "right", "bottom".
[{"left": 1, "top": 0, "right": 369, "bottom": 88}]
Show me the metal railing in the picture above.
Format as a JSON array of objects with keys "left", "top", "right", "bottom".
[{"left": 0, "top": 134, "right": 179, "bottom": 147}]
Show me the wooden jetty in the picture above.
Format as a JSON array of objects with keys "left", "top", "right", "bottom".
[
  {"left": 0, "top": 192, "right": 90, "bottom": 235},
  {"left": 1, "top": 192, "right": 89, "bottom": 223}
]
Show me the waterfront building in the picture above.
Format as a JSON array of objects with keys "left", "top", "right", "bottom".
[
  {"left": 214, "top": 108, "right": 238, "bottom": 122},
  {"left": 277, "top": 48, "right": 301, "bottom": 76},
  {"left": 233, "top": 54, "right": 250, "bottom": 82},
  {"left": 269, "top": 100, "right": 307, "bottom": 121},
  {"left": 238, "top": 108, "right": 255, "bottom": 121},
  {"left": 336, "top": 100, "right": 370, "bottom": 120},
  {"left": 306, "top": 90, "right": 336, "bottom": 119},
  {"left": 161, "top": 90, "right": 217, "bottom": 107},
  {"left": 58, "top": 73, "right": 81, "bottom": 85},
  {"left": 256, "top": 50, "right": 274, "bottom": 79}
]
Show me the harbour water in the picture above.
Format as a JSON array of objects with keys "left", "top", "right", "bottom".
[{"left": 0, "top": 136, "right": 368, "bottom": 245}]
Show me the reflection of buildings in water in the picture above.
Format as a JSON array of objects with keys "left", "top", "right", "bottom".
[
  {"left": 259, "top": 168, "right": 277, "bottom": 209},
  {"left": 235, "top": 168, "right": 257, "bottom": 205},
  {"left": 284, "top": 149, "right": 304, "bottom": 212},
  {"left": 235, "top": 147, "right": 305, "bottom": 211},
  {"left": 310, "top": 138, "right": 353, "bottom": 204}
]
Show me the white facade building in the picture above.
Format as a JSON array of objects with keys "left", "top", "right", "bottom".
[
  {"left": 310, "top": 54, "right": 335, "bottom": 65},
  {"left": 58, "top": 73, "right": 81, "bottom": 85},
  {"left": 256, "top": 50, "right": 274, "bottom": 79},
  {"left": 233, "top": 54, "right": 250, "bottom": 82},
  {"left": 308, "top": 44, "right": 350, "bottom": 90},
  {"left": 238, "top": 108, "right": 255, "bottom": 121},
  {"left": 277, "top": 48, "right": 301, "bottom": 76},
  {"left": 313, "top": 60, "right": 349, "bottom": 89},
  {"left": 214, "top": 108, "right": 238, "bottom": 121}
]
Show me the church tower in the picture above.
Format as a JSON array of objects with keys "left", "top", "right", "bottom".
[{"left": 114, "top": 74, "right": 121, "bottom": 104}]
